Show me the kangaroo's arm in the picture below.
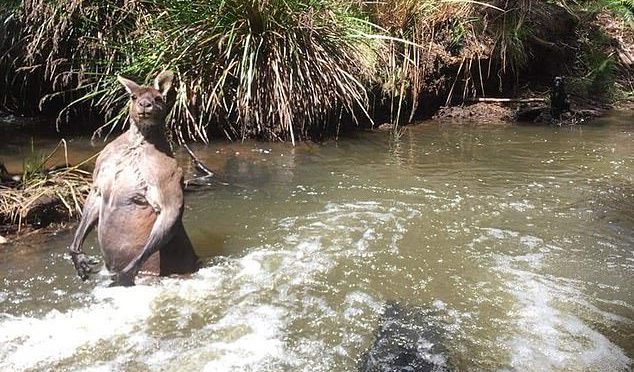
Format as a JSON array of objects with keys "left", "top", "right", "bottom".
[
  {"left": 113, "top": 168, "right": 184, "bottom": 286},
  {"left": 69, "top": 189, "right": 101, "bottom": 280}
]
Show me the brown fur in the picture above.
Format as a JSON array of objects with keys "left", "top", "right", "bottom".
[{"left": 69, "top": 71, "right": 199, "bottom": 286}]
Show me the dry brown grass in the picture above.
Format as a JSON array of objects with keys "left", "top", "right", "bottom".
[
  {"left": 0, "top": 141, "right": 94, "bottom": 232},
  {"left": 0, "top": 169, "right": 91, "bottom": 231},
  {"left": 370, "top": 0, "right": 489, "bottom": 125}
]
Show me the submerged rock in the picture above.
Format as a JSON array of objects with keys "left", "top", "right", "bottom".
[
  {"left": 515, "top": 105, "right": 549, "bottom": 123},
  {"left": 360, "top": 302, "right": 450, "bottom": 372},
  {"left": 515, "top": 105, "right": 605, "bottom": 126}
]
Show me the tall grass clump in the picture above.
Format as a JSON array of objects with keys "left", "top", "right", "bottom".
[
  {"left": 2, "top": 0, "right": 377, "bottom": 143},
  {"left": 0, "top": 1, "right": 28, "bottom": 112},
  {"left": 0, "top": 1, "right": 143, "bottom": 119},
  {"left": 148, "top": 0, "right": 376, "bottom": 143},
  {"left": 367, "top": 0, "right": 487, "bottom": 124}
]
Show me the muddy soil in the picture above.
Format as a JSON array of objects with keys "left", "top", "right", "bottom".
[{"left": 432, "top": 103, "right": 515, "bottom": 124}]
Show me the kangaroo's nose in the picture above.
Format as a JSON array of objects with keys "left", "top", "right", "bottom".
[{"left": 138, "top": 98, "right": 152, "bottom": 109}]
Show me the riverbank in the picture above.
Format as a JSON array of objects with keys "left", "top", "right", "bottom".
[
  {"left": 0, "top": 1, "right": 632, "bottom": 141},
  {"left": 0, "top": 140, "right": 92, "bottom": 240}
]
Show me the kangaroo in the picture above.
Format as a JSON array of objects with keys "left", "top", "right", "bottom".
[{"left": 69, "top": 71, "right": 199, "bottom": 286}]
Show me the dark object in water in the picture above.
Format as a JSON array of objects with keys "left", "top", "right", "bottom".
[
  {"left": 0, "top": 162, "right": 20, "bottom": 187},
  {"left": 68, "top": 71, "right": 199, "bottom": 287},
  {"left": 515, "top": 105, "right": 548, "bottom": 123},
  {"left": 550, "top": 76, "right": 570, "bottom": 119},
  {"left": 182, "top": 142, "right": 230, "bottom": 191},
  {"left": 183, "top": 142, "right": 215, "bottom": 177},
  {"left": 360, "top": 302, "right": 450, "bottom": 372}
]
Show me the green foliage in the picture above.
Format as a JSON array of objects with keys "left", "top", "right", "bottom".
[
  {"left": 2, "top": 0, "right": 376, "bottom": 143},
  {"left": 0, "top": 1, "right": 19, "bottom": 11},
  {"left": 486, "top": 0, "right": 532, "bottom": 77},
  {"left": 21, "top": 139, "right": 46, "bottom": 188},
  {"left": 608, "top": 0, "right": 634, "bottom": 24},
  {"left": 574, "top": 0, "right": 634, "bottom": 23},
  {"left": 565, "top": 19, "right": 622, "bottom": 102},
  {"left": 142, "top": 0, "right": 376, "bottom": 143}
]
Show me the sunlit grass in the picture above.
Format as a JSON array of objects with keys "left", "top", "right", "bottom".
[
  {"left": 0, "top": 0, "right": 631, "bottom": 143},
  {"left": 2, "top": 0, "right": 379, "bottom": 143}
]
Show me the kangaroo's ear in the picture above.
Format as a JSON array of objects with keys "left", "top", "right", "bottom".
[
  {"left": 117, "top": 76, "right": 140, "bottom": 95},
  {"left": 154, "top": 70, "right": 174, "bottom": 97}
]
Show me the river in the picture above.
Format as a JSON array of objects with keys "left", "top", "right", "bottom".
[{"left": 1, "top": 114, "right": 632, "bottom": 371}]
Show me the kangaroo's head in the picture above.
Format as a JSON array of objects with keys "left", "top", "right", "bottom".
[{"left": 117, "top": 71, "right": 174, "bottom": 131}]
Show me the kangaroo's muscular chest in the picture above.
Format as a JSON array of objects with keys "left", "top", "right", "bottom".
[{"left": 95, "top": 135, "right": 171, "bottom": 214}]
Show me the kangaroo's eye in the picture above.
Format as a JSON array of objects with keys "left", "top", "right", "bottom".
[
  {"left": 155, "top": 95, "right": 163, "bottom": 103},
  {"left": 131, "top": 94, "right": 137, "bottom": 100}
]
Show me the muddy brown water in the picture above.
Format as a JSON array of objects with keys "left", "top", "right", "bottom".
[{"left": 0, "top": 114, "right": 632, "bottom": 371}]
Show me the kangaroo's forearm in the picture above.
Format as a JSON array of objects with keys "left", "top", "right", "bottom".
[
  {"left": 122, "top": 209, "right": 179, "bottom": 275},
  {"left": 69, "top": 191, "right": 100, "bottom": 255}
]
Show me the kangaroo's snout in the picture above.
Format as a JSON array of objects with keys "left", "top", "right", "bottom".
[
  {"left": 136, "top": 96, "right": 156, "bottom": 117},
  {"left": 138, "top": 98, "right": 152, "bottom": 109}
]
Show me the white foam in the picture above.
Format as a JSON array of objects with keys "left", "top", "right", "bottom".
[
  {"left": 0, "top": 200, "right": 414, "bottom": 371},
  {"left": 0, "top": 285, "right": 159, "bottom": 371},
  {"left": 519, "top": 235, "right": 543, "bottom": 249},
  {"left": 202, "top": 305, "right": 287, "bottom": 371},
  {"left": 480, "top": 227, "right": 520, "bottom": 240},
  {"left": 509, "top": 200, "right": 535, "bottom": 212},
  {"left": 498, "top": 262, "right": 631, "bottom": 371}
]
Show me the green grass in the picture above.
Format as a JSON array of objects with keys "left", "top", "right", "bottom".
[
  {"left": 147, "top": 0, "right": 377, "bottom": 143},
  {"left": 574, "top": 0, "right": 634, "bottom": 23}
]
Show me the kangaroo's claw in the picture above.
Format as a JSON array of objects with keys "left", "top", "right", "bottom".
[{"left": 71, "top": 252, "right": 98, "bottom": 281}]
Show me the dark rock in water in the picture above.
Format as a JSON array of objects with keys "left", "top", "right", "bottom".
[
  {"left": 360, "top": 302, "right": 450, "bottom": 372},
  {"left": 515, "top": 105, "right": 549, "bottom": 123},
  {"left": 25, "top": 194, "right": 67, "bottom": 228},
  {"left": 515, "top": 101, "right": 603, "bottom": 126}
]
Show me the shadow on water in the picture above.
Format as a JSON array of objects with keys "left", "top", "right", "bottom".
[{"left": 360, "top": 302, "right": 450, "bottom": 372}]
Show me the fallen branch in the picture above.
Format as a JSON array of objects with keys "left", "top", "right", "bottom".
[
  {"left": 466, "top": 97, "right": 546, "bottom": 103},
  {"left": 181, "top": 143, "right": 229, "bottom": 189},
  {"left": 182, "top": 143, "right": 215, "bottom": 176}
]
